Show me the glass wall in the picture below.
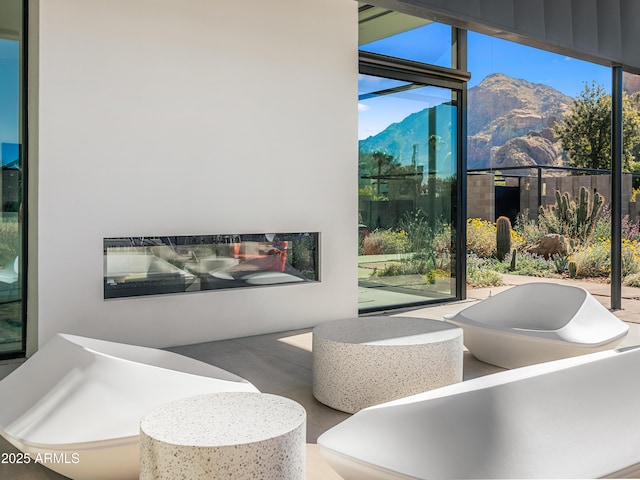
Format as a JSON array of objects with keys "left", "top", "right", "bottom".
[
  {"left": 467, "top": 31, "right": 611, "bottom": 175},
  {"left": 359, "top": 5, "right": 453, "bottom": 67},
  {"left": 0, "top": 0, "right": 25, "bottom": 358},
  {"left": 358, "top": 78, "right": 458, "bottom": 309},
  {"left": 358, "top": 4, "right": 463, "bottom": 311},
  {"left": 465, "top": 31, "right": 626, "bottom": 293}
]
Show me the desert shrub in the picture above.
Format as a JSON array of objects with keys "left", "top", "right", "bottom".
[
  {"left": 362, "top": 229, "right": 409, "bottom": 255},
  {"left": 623, "top": 215, "right": 640, "bottom": 242},
  {"left": 617, "top": 239, "right": 640, "bottom": 277},
  {"left": 290, "top": 236, "right": 315, "bottom": 272},
  {"left": 624, "top": 272, "right": 640, "bottom": 287},
  {"left": 592, "top": 205, "right": 611, "bottom": 242},
  {"left": 535, "top": 206, "right": 563, "bottom": 236},
  {"left": 375, "top": 262, "right": 403, "bottom": 276},
  {"left": 424, "top": 269, "right": 437, "bottom": 284},
  {"left": 467, "top": 268, "right": 503, "bottom": 287},
  {"left": 510, "top": 228, "right": 526, "bottom": 251},
  {"left": 431, "top": 268, "right": 451, "bottom": 281},
  {"left": 466, "top": 254, "right": 503, "bottom": 287},
  {"left": 406, "top": 253, "right": 435, "bottom": 275},
  {"left": 433, "top": 224, "right": 451, "bottom": 250},
  {"left": 466, "top": 218, "right": 495, "bottom": 258},
  {"left": 375, "top": 253, "right": 435, "bottom": 277},
  {"left": 590, "top": 206, "right": 640, "bottom": 244},
  {"left": 511, "top": 252, "right": 554, "bottom": 277},
  {"left": 514, "top": 211, "right": 547, "bottom": 246},
  {"left": 571, "top": 238, "right": 640, "bottom": 278},
  {"left": 399, "top": 209, "right": 433, "bottom": 253},
  {"left": 492, "top": 251, "right": 553, "bottom": 277},
  {"left": 0, "top": 221, "right": 19, "bottom": 267},
  {"left": 572, "top": 240, "right": 610, "bottom": 277},
  {"left": 433, "top": 224, "right": 452, "bottom": 271}
]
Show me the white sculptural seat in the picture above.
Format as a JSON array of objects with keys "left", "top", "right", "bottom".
[
  {"left": 318, "top": 346, "right": 640, "bottom": 479},
  {"left": 0, "top": 333, "right": 259, "bottom": 480},
  {"left": 444, "top": 282, "right": 628, "bottom": 368}
]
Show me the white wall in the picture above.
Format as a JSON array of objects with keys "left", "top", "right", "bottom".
[{"left": 35, "top": 0, "right": 358, "bottom": 348}]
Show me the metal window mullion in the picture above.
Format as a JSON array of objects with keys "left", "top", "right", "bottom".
[
  {"left": 359, "top": 63, "right": 466, "bottom": 91},
  {"left": 455, "top": 27, "right": 467, "bottom": 301},
  {"left": 359, "top": 51, "right": 470, "bottom": 88},
  {"left": 611, "top": 66, "right": 623, "bottom": 310}
]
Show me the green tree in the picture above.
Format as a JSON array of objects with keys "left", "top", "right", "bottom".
[
  {"left": 630, "top": 92, "right": 640, "bottom": 172},
  {"left": 554, "top": 81, "right": 640, "bottom": 171}
]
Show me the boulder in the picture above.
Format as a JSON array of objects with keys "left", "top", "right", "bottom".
[
  {"left": 492, "top": 133, "right": 563, "bottom": 168},
  {"left": 525, "top": 234, "right": 568, "bottom": 258}
]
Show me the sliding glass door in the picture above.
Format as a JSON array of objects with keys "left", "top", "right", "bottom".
[
  {"left": 358, "top": 74, "right": 460, "bottom": 310},
  {"left": 0, "top": 0, "right": 26, "bottom": 358}
]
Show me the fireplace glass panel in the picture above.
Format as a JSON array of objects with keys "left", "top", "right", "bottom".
[{"left": 104, "top": 233, "right": 319, "bottom": 299}]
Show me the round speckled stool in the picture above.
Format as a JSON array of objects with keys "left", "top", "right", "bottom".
[
  {"left": 139, "top": 392, "right": 306, "bottom": 480},
  {"left": 313, "top": 316, "right": 463, "bottom": 413}
]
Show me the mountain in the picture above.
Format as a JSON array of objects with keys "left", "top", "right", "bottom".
[
  {"left": 359, "top": 102, "right": 455, "bottom": 169},
  {"left": 358, "top": 73, "right": 573, "bottom": 171},
  {"left": 492, "top": 129, "right": 560, "bottom": 168},
  {"left": 467, "top": 73, "right": 572, "bottom": 169},
  {"left": 624, "top": 74, "right": 640, "bottom": 95}
]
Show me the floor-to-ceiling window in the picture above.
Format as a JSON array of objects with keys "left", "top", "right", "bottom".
[
  {"left": 464, "top": 32, "right": 627, "bottom": 297},
  {"left": 357, "top": 4, "right": 468, "bottom": 311},
  {"left": 0, "top": 0, "right": 25, "bottom": 358}
]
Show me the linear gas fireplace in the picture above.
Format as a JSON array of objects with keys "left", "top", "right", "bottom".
[{"left": 103, "top": 233, "right": 319, "bottom": 299}]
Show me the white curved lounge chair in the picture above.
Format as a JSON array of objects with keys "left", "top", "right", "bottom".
[
  {"left": 0, "top": 334, "right": 259, "bottom": 480},
  {"left": 318, "top": 346, "right": 640, "bottom": 479},
  {"left": 444, "top": 282, "right": 628, "bottom": 368}
]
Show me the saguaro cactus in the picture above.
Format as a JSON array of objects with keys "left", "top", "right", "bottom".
[
  {"left": 568, "top": 261, "right": 578, "bottom": 279},
  {"left": 584, "top": 189, "right": 603, "bottom": 240},
  {"left": 509, "top": 249, "right": 517, "bottom": 271},
  {"left": 555, "top": 190, "right": 572, "bottom": 226},
  {"left": 551, "top": 187, "right": 604, "bottom": 244},
  {"left": 496, "top": 216, "right": 512, "bottom": 261}
]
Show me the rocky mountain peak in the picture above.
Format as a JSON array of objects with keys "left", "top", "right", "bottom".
[
  {"left": 467, "top": 74, "right": 573, "bottom": 169},
  {"left": 468, "top": 74, "right": 572, "bottom": 137},
  {"left": 358, "top": 73, "right": 574, "bottom": 171}
]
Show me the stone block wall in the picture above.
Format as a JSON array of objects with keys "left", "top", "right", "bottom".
[
  {"left": 478, "top": 173, "right": 638, "bottom": 222},
  {"left": 468, "top": 174, "right": 495, "bottom": 221}
]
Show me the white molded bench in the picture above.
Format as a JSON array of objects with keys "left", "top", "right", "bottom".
[{"left": 318, "top": 345, "right": 640, "bottom": 479}]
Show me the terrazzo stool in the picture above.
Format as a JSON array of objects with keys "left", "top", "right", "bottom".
[
  {"left": 139, "top": 392, "right": 306, "bottom": 480},
  {"left": 313, "top": 316, "right": 463, "bottom": 413}
]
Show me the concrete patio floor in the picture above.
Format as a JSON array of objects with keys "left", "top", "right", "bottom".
[{"left": 1, "top": 275, "right": 639, "bottom": 479}]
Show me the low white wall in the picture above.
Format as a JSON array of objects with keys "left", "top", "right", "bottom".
[{"left": 35, "top": 0, "right": 358, "bottom": 348}]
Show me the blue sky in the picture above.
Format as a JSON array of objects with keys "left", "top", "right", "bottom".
[
  {"left": 467, "top": 31, "right": 611, "bottom": 97},
  {"left": 359, "top": 27, "right": 612, "bottom": 140},
  {"left": 0, "top": 39, "right": 20, "bottom": 165}
]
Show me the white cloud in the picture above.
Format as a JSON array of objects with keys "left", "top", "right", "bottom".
[{"left": 358, "top": 103, "right": 370, "bottom": 112}]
